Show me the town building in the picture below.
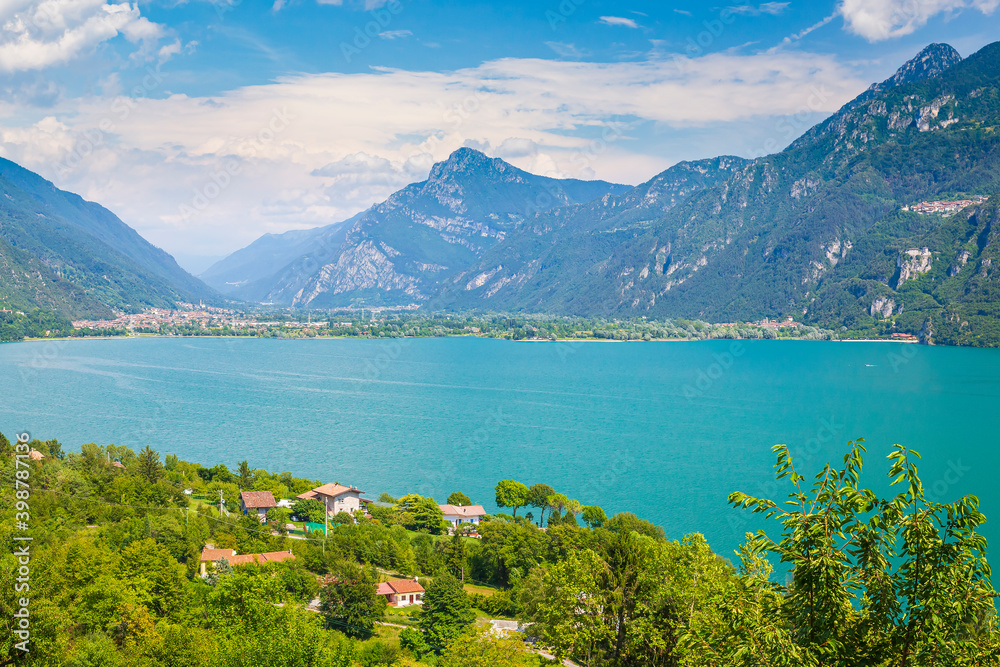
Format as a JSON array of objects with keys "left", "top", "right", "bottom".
[
  {"left": 439, "top": 504, "right": 487, "bottom": 529},
  {"left": 376, "top": 578, "right": 425, "bottom": 607},
  {"left": 198, "top": 547, "right": 296, "bottom": 576},
  {"left": 240, "top": 491, "right": 277, "bottom": 522},
  {"left": 297, "top": 483, "right": 366, "bottom": 516}
]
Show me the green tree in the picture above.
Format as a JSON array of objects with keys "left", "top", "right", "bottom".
[
  {"left": 495, "top": 480, "right": 530, "bottom": 518},
  {"left": 0, "top": 430, "right": 12, "bottom": 457},
  {"left": 581, "top": 505, "right": 607, "bottom": 528},
  {"left": 720, "top": 439, "right": 1000, "bottom": 665},
  {"left": 447, "top": 491, "right": 472, "bottom": 506},
  {"left": 527, "top": 483, "right": 555, "bottom": 526},
  {"left": 357, "top": 640, "right": 400, "bottom": 667},
  {"left": 444, "top": 533, "right": 469, "bottom": 582},
  {"left": 440, "top": 625, "right": 531, "bottom": 667},
  {"left": 237, "top": 459, "right": 253, "bottom": 489},
  {"left": 319, "top": 562, "right": 386, "bottom": 639},
  {"left": 399, "top": 627, "right": 431, "bottom": 658},
  {"left": 292, "top": 498, "right": 327, "bottom": 524},
  {"left": 419, "top": 572, "right": 476, "bottom": 653},
  {"left": 396, "top": 494, "right": 446, "bottom": 534},
  {"left": 136, "top": 445, "right": 163, "bottom": 484}
]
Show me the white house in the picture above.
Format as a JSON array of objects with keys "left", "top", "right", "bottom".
[
  {"left": 297, "top": 483, "right": 366, "bottom": 516},
  {"left": 439, "top": 504, "right": 487, "bottom": 529},
  {"left": 376, "top": 578, "right": 425, "bottom": 608}
]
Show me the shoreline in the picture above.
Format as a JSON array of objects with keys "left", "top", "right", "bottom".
[{"left": 9, "top": 332, "right": 923, "bottom": 345}]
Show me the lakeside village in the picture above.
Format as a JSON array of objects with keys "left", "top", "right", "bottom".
[
  {"left": 60, "top": 304, "right": 860, "bottom": 342},
  {"left": 13, "top": 437, "right": 636, "bottom": 664}
]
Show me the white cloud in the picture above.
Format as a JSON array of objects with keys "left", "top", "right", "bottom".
[
  {"left": 0, "top": 51, "right": 865, "bottom": 256},
  {"left": 839, "top": 0, "right": 1000, "bottom": 41},
  {"left": 378, "top": 29, "right": 411, "bottom": 39},
  {"left": 0, "top": 1, "right": 169, "bottom": 72},
  {"left": 599, "top": 16, "right": 639, "bottom": 28},
  {"left": 727, "top": 3, "right": 790, "bottom": 16},
  {"left": 545, "top": 41, "right": 590, "bottom": 58}
]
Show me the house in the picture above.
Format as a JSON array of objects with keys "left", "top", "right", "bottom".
[
  {"left": 28, "top": 449, "right": 45, "bottom": 461},
  {"left": 240, "top": 491, "right": 277, "bottom": 522},
  {"left": 297, "top": 483, "right": 365, "bottom": 516},
  {"left": 199, "top": 547, "right": 295, "bottom": 576},
  {"left": 376, "top": 578, "right": 425, "bottom": 608},
  {"left": 439, "top": 504, "right": 487, "bottom": 529},
  {"left": 111, "top": 461, "right": 125, "bottom": 469}
]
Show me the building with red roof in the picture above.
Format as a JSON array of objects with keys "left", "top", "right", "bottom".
[{"left": 376, "top": 578, "right": 425, "bottom": 608}]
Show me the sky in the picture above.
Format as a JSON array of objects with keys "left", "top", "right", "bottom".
[{"left": 1, "top": 1, "right": 999, "bottom": 273}]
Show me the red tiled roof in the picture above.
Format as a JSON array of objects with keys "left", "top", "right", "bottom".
[
  {"left": 259, "top": 551, "right": 295, "bottom": 564},
  {"left": 439, "top": 504, "right": 487, "bottom": 517},
  {"left": 200, "top": 547, "right": 236, "bottom": 562},
  {"left": 376, "top": 582, "right": 395, "bottom": 596},
  {"left": 241, "top": 491, "right": 277, "bottom": 508},
  {"left": 296, "top": 483, "right": 364, "bottom": 501},
  {"left": 228, "top": 554, "right": 258, "bottom": 566},
  {"left": 387, "top": 579, "right": 424, "bottom": 594}
]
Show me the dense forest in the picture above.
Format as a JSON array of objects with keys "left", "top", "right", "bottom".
[{"left": 1, "top": 431, "right": 997, "bottom": 666}]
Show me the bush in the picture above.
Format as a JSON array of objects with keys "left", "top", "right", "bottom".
[{"left": 357, "top": 640, "right": 400, "bottom": 667}]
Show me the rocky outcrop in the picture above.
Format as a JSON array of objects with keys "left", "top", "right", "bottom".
[
  {"left": 895, "top": 248, "right": 933, "bottom": 288},
  {"left": 870, "top": 297, "right": 897, "bottom": 318},
  {"left": 948, "top": 249, "right": 971, "bottom": 276}
]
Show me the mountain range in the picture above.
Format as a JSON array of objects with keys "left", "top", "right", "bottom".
[
  {"left": 3, "top": 41, "right": 1000, "bottom": 345},
  {"left": 201, "top": 41, "right": 1000, "bottom": 344},
  {"left": 0, "top": 158, "right": 216, "bottom": 319}
]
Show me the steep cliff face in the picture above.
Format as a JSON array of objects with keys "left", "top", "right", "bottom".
[
  {"left": 217, "top": 148, "right": 630, "bottom": 308},
  {"left": 430, "top": 41, "right": 1000, "bottom": 328},
  {"left": 895, "top": 248, "right": 933, "bottom": 288}
]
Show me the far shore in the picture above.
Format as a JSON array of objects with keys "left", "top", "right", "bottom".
[{"left": 10, "top": 332, "right": 923, "bottom": 345}]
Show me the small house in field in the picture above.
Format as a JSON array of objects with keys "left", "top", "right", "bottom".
[
  {"left": 199, "top": 547, "right": 295, "bottom": 576},
  {"left": 297, "top": 483, "right": 366, "bottom": 516},
  {"left": 439, "top": 504, "right": 487, "bottom": 530},
  {"left": 240, "top": 491, "right": 277, "bottom": 522},
  {"left": 376, "top": 578, "right": 425, "bottom": 608}
]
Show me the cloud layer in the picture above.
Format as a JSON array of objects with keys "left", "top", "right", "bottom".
[
  {"left": 0, "top": 49, "right": 865, "bottom": 259},
  {"left": 839, "top": 0, "right": 1000, "bottom": 41}
]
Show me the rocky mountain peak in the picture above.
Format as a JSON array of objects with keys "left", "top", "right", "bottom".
[
  {"left": 870, "top": 43, "right": 962, "bottom": 95},
  {"left": 427, "top": 147, "right": 508, "bottom": 183}
]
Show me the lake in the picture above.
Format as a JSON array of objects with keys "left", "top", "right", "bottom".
[{"left": 2, "top": 336, "right": 998, "bottom": 561}]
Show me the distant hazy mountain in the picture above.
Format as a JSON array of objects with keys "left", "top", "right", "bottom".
[
  {"left": 199, "top": 218, "right": 353, "bottom": 297},
  {"left": 0, "top": 158, "right": 217, "bottom": 318},
  {"left": 430, "top": 41, "right": 1000, "bottom": 343},
  {"left": 207, "top": 148, "right": 631, "bottom": 307}
]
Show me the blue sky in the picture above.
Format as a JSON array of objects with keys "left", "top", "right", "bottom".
[{"left": 1, "top": 0, "right": 999, "bottom": 271}]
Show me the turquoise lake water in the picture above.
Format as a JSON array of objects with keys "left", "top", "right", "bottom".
[{"left": 2, "top": 336, "right": 998, "bottom": 561}]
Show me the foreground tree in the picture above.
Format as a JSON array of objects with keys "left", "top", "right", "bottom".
[
  {"left": 440, "top": 625, "right": 532, "bottom": 667},
  {"left": 684, "top": 439, "right": 1000, "bottom": 665},
  {"left": 319, "top": 562, "right": 386, "bottom": 639},
  {"left": 419, "top": 572, "right": 476, "bottom": 653}
]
